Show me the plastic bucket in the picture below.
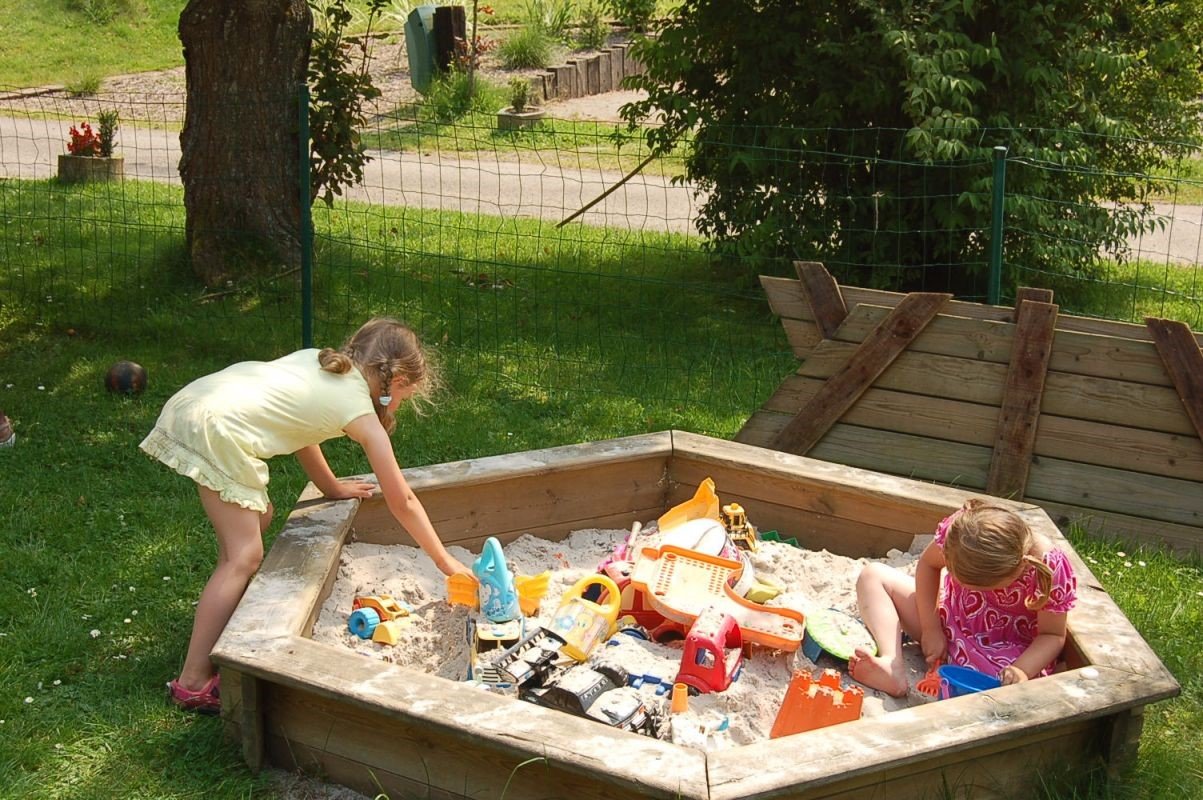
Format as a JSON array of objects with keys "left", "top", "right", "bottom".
[{"left": 938, "top": 665, "right": 1001, "bottom": 699}]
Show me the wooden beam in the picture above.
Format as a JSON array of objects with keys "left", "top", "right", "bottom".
[
  {"left": 792, "top": 340, "right": 1199, "bottom": 436},
  {"left": 794, "top": 260, "right": 847, "bottom": 339},
  {"left": 770, "top": 292, "right": 950, "bottom": 455},
  {"left": 239, "top": 672, "right": 265, "bottom": 773},
  {"left": 761, "top": 275, "right": 1203, "bottom": 346},
  {"left": 1014, "top": 287, "right": 1054, "bottom": 319},
  {"left": 1146, "top": 317, "right": 1203, "bottom": 442},
  {"left": 987, "top": 300, "right": 1059, "bottom": 499}
]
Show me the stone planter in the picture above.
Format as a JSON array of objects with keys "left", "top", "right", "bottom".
[
  {"left": 57, "top": 154, "right": 124, "bottom": 183},
  {"left": 496, "top": 106, "right": 546, "bottom": 131}
]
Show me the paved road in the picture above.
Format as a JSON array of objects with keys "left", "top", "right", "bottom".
[
  {"left": 0, "top": 114, "right": 700, "bottom": 234},
  {"left": 2, "top": 113, "right": 1200, "bottom": 265}
]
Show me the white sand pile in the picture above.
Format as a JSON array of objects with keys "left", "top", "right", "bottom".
[{"left": 311, "top": 527, "right": 934, "bottom": 750}]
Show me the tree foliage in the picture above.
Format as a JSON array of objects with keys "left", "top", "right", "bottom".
[
  {"left": 623, "top": 0, "right": 1203, "bottom": 293},
  {"left": 308, "top": 0, "right": 386, "bottom": 206}
]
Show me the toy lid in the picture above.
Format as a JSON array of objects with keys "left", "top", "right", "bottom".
[{"left": 804, "top": 608, "right": 877, "bottom": 661}]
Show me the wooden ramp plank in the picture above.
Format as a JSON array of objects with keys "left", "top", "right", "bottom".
[
  {"left": 738, "top": 412, "right": 1203, "bottom": 553},
  {"left": 781, "top": 317, "right": 824, "bottom": 360},
  {"left": 763, "top": 374, "right": 1203, "bottom": 481},
  {"left": 761, "top": 274, "right": 1203, "bottom": 346},
  {"left": 1146, "top": 317, "right": 1203, "bottom": 442},
  {"left": 1039, "top": 499, "right": 1203, "bottom": 556},
  {"left": 770, "top": 292, "right": 950, "bottom": 455},
  {"left": 795, "top": 259, "right": 847, "bottom": 339},
  {"left": 797, "top": 341, "right": 1198, "bottom": 436},
  {"left": 1026, "top": 456, "right": 1203, "bottom": 528},
  {"left": 988, "top": 300, "right": 1059, "bottom": 499},
  {"left": 831, "top": 304, "right": 1175, "bottom": 385},
  {"left": 1015, "top": 287, "right": 1055, "bottom": 309}
]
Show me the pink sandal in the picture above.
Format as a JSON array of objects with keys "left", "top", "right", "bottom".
[{"left": 167, "top": 674, "right": 221, "bottom": 715}]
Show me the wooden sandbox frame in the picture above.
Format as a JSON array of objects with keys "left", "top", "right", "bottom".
[{"left": 213, "top": 431, "right": 1178, "bottom": 800}]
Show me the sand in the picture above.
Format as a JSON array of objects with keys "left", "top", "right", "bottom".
[{"left": 311, "top": 523, "right": 936, "bottom": 751}]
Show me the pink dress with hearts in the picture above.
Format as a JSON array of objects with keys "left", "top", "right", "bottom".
[{"left": 934, "top": 514, "right": 1077, "bottom": 677}]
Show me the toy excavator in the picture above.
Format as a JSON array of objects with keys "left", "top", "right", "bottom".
[
  {"left": 347, "top": 594, "right": 413, "bottom": 645},
  {"left": 721, "top": 502, "right": 760, "bottom": 552}
]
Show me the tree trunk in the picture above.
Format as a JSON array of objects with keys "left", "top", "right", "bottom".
[{"left": 178, "top": 0, "right": 311, "bottom": 287}]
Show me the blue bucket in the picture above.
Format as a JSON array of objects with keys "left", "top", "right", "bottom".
[{"left": 938, "top": 665, "right": 1001, "bottom": 699}]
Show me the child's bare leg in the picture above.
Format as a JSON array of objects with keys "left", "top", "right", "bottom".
[
  {"left": 176, "top": 488, "right": 271, "bottom": 690},
  {"left": 849, "top": 562, "right": 921, "bottom": 697}
]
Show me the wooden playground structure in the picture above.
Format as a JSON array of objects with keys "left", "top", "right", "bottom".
[{"left": 739, "top": 261, "right": 1203, "bottom": 555}]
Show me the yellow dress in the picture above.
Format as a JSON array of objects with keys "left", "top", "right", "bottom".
[{"left": 139, "top": 349, "right": 374, "bottom": 512}]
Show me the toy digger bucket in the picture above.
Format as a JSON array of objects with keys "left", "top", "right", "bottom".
[
  {"left": 446, "top": 573, "right": 480, "bottom": 610},
  {"left": 658, "top": 477, "right": 720, "bottom": 533},
  {"left": 514, "top": 570, "right": 551, "bottom": 616}
]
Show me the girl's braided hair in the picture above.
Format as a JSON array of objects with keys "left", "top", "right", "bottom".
[
  {"left": 317, "top": 318, "right": 439, "bottom": 434},
  {"left": 944, "top": 499, "right": 1054, "bottom": 610}
]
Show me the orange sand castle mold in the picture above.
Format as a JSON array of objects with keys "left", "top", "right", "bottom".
[{"left": 771, "top": 668, "right": 865, "bottom": 737}]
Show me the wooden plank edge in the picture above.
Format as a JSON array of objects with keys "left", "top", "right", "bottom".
[
  {"left": 707, "top": 665, "right": 1177, "bottom": 799},
  {"left": 219, "top": 496, "right": 356, "bottom": 640},
  {"left": 987, "top": 299, "right": 1059, "bottom": 498},
  {"left": 671, "top": 431, "right": 1032, "bottom": 517},
  {"left": 211, "top": 634, "right": 709, "bottom": 798},
  {"left": 795, "top": 259, "right": 848, "bottom": 339},
  {"left": 1036, "top": 499, "right": 1203, "bottom": 556},
  {"left": 761, "top": 275, "right": 1203, "bottom": 346},
  {"left": 1146, "top": 317, "right": 1203, "bottom": 441},
  {"left": 770, "top": 292, "right": 951, "bottom": 454}
]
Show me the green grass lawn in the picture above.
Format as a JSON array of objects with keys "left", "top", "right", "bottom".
[
  {"left": 364, "top": 106, "right": 686, "bottom": 177},
  {"left": 1, "top": 177, "right": 1202, "bottom": 799},
  {"left": 0, "top": 0, "right": 681, "bottom": 90},
  {"left": 1018, "top": 258, "right": 1203, "bottom": 328},
  {"left": 1147, "top": 154, "right": 1203, "bottom": 206},
  {"left": 0, "top": 0, "right": 186, "bottom": 89}
]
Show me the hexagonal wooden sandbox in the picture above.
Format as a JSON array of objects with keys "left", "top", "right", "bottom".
[{"left": 213, "top": 431, "right": 1178, "bottom": 800}]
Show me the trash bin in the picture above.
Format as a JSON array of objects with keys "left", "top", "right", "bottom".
[
  {"left": 432, "top": 5, "right": 467, "bottom": 73},
  {"left": 405, "top": 5, "right": 437, "bottom": 94}
]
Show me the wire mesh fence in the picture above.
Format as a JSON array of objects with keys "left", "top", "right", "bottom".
[{"left": 1, "top": 86, "right": 1201, "bottom": 435}]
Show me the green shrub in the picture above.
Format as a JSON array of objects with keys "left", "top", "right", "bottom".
[
  {"left": 524, "top": 0, "right": 575, "bottom": 37},
  {"left": 68, "top": 0, "right": 133, "bottom": 25},
  {"left": 499, "top": 26, "right": 555, "bottom": 69},
  {"left": 65, "top": 73, "right": 102, "bottom": 96},
  {"left": 508, "top": 76, "right": 532, "bottom": 112},
  {"left": 97, "top": 110, "right": 119, "bottom": 156},
  {"left": 422, "top": 70, "right": 505, "bottom": 121},
  {"left": 605, "top": 0, "right": 654, "bottom": 32},
  {"left": 576, "top": 0, "right": 609, "bottom": 50}
]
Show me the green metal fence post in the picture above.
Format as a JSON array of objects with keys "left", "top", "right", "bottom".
[
  {"left": 988, "top": 145, "right": 1007, "bottom": 306},
  {"left": 298, "top": 82, "right": 314, "bottom": 349}
]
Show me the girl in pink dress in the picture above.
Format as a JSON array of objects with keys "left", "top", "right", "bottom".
[{"left": 848, "top": 499, "right": 1077, "bottom": 697}]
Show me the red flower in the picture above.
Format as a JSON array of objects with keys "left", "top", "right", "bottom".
[{"left": 67, "top": 122, "right": 101, "bottom": 156}]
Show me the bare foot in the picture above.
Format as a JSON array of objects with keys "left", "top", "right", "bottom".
[{"left": 848, "top": 646, "right": 908, "bottom": 697}]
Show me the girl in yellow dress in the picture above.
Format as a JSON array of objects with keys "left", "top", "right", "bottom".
[{"left": 141, "top": 318, "right": 471, "bottom": 714}]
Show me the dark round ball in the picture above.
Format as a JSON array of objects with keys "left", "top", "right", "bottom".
[{"left": 106, "top": 360, "right": 148, "bottom": 396}]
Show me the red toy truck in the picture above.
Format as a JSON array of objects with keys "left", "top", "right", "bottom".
[{"left": 674, "top": 605, "right": 744, "bottom": 693}]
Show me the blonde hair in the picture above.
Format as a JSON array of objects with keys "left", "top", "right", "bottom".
[
  {"left": 317, "top": 318, "right": 439, "bottom": 434},
  {"left": 944, "top": 499, "right": 1054, "bottom": 610}
]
